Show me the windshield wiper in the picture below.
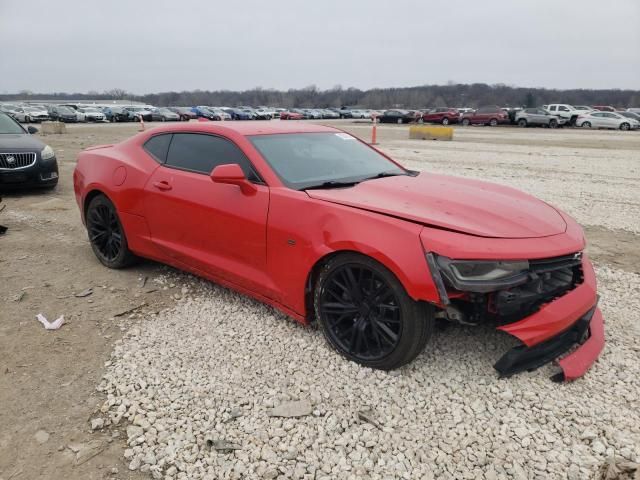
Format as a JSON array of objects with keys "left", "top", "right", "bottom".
[
  {"left": 301, "top": 180, "right": 361, "bottom": 190},
  {"left": 360, "top": 170, "right": 407, "bottom": 182}
]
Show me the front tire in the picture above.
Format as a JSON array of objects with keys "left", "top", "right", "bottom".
[
  {"left": 489, "top": 118, "right": 498, "bottom": 127},
  {"left": 582, "top": 121, "right": 592, "bottom": 128},
  {"left": 549, "top": 119, "right": 558, "bottom": 129},
  {"left": 620, "top": 122, "right": 630, "bottom": 131},
  {"left": 442, "top": 117, "right": 449, "bottom": 125},
  {"left": 461, "top": 118, "right": 470, "bottom": 126},
  {"left": 518, "top": 119, "right": 527, "bottom": 127},
  {"left": 86, "top": 195, "right": 136, "bottom": 269},
  {"left": 314, "top": 253, "right": 433, "bottom": 370}
]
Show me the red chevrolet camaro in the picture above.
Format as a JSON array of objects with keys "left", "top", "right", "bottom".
[{"left": 73, "top": 122, "right": 604, "bottom": 380}]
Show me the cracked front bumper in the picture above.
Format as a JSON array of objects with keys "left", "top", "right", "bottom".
[{"left": 494, "top": 257, "right": 604, "bottom": 381}]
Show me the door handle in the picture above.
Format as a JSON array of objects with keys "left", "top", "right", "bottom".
[{"left": 153, "top": 181, "right": 172, "bottom": 191}]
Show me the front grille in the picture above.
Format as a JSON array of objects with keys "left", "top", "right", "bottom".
[
  {"left": 0, "top": 152, "right": 37, "bottom": 170},
  {"left": 493, "top": 253, "right": 583, "bottom": 322}
]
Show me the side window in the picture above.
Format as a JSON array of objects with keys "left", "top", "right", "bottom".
[
  {"left": 143, "top": 134, "right": 172, "bottom": 164},
  {"left": 549, "top": 106, "right": 557, "bottom": 111},
  {"left": 166, "top": 133, "right": 261, "bottom": 182}
]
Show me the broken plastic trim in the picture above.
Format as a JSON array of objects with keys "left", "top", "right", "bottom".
[
  {"left": 494, "top": 305, "right": 596, "bottom": 379},
  {"left": 425, "top": 252, "right": 450, "bottom": 305}
]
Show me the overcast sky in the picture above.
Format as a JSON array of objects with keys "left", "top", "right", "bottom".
[{"left": 1, "top": 0, "right": 638, "bottom": 94}]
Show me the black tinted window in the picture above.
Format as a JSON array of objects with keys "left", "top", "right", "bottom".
[
  {"left": 144, "top": 134, "right": 172, "bottom": 163},
  {"left": 166, "top": 133, "right": 260, "bottom": 181}
]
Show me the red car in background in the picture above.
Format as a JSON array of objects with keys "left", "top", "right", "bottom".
[
  {"left": 73, "top": 122, "right": 603, "bottom": 380},
  {"left": 461, "top": 107, "right": 510, "bottom": 126},
  {"left": 422, "top": 108, "right": 460, "bottom": 125},
  {"left": 280, "top": 110, "right": 304, "bottom": 120}
]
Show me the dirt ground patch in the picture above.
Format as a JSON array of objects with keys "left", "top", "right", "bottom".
[{"left": 0, "top": 121, "right": 638, "bottom": 479}]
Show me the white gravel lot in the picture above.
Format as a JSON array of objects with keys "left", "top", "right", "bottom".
[
  {"left": 94, "top": 126, "right": 640, "bottom": 479},
  {"left": 99, "top": 266, "right": 640, "bottom": 480}
]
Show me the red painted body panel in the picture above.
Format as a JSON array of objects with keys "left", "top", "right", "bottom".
[
  {"left": 497, "top": 257, "right": 597, "bottom": 346},
  {"left": 73, "top": 121, "right": 604, "bottom": 380},
  {"left": 558, "top": 307, "right": 604, "bottom": 381},
  {"left": 307, "top": 173, "right": 567, "bottom": 238}
]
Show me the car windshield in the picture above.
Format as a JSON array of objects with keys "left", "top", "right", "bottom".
[
  {"left": 249, "top": 132, "right": 407, "bottom": 190},
  {"left": 0, "top": 113, "right": 26, "bottom": 134},
  {"left": 58, "top": 106, "right": 74, "bottom": 114}
]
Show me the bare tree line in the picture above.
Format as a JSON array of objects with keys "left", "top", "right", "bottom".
[{"left": 3, "top": 83, "right": 639, "bottom": 108}]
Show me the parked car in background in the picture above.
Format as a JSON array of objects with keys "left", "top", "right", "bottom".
[
  {"left": 77, "top": 107, "right": 105, "bottom": 122},
  {"left": 627, "top": 108, "right": 640, "bottom": 115},
  {"left": 576, "top": 111, "right": 639, "bottom": 130},
  {"left": 421, "top": 108, "right": 460, "bottom": 125},
  {"left": 191, "top": 106, "right": 220, "bottom": 120},
  {"left": 349, "top": 109, "right": 370, "bottom": 119},
  {"left": 11, "top": 106, "right": 50, "bottom": 123},
  {"left": 103, "top": 106, "right": 129, "bottom": 122},
  {"left": 222, "top": 108, "right": 253, "bottom": 120},
  {"left": 0, "top": 112, "right": 58, "bottom": 190},
  {"left": 515, "top": 108, "right": 566, "bottom": 128},
  {"left": 150, "top": 108, "right": 180, "bottom": 122},
  {"left": 123, "top": 107, "right": 153, "bottom": 122},
  {"left": 543, "top": 104, "right": 582, "bottom": 125},
  {"left": 47, "top": 105, "right": 78, "bottom": 122},
  {"left": 167, "top": 107, "right": 197, "bottom": 121},
  {"left": 253, "top": 108, "right": 273, "bottom": 120},
  {"left": 573, "top": 106, "right": 594, "bottom": 114},
  {"left": 320, "top": 109, "right": 340, "bottom": 119},
  {"left": 460, "top": 107, "right": 509, "bottom": 126},
  {"left": 591, "top": 106, "right": 616, "bottom": 112},
  {"left": 379, "top": 110, "right": 417, "bottom": 124},
  {"left": 619, "top": 111, "right": 640, "bottom": 123},
  {"left": 280, "top": 110, "right": 304, "bottom": 120},
  {"left": 0, "top": 104, "right": 20, "bottom": 117}
]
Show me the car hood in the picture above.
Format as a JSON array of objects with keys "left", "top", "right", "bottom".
[
  {"left": 306, "top": 173, "right": 567, "bottom": 239},
  {"left": 0, "top": 134, "right": 45, "bottom": 151}
]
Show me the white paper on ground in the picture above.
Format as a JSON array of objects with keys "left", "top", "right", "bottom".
[{"left": 36, "top": 313, "right": 65, "bottom": 330}]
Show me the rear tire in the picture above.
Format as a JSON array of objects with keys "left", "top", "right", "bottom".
[
  {"left": 582, "top": 121, "right": 592, "bottom": 128},
  {"left": 489, "top": 118, "right": 498, "bottom": 126},
  {"left": 461, "top": 118, "right": 470, "bottom": 126},
  {"left": 442, "top": 117, "right": 449, "bottom": 125},
  {"left": 86, "top": 195, "right": 137, "bottom": 269},
  {"left": 314, "top": 253, "right": 433, "bottom": 370}
]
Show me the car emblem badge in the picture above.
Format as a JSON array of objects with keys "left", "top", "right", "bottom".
[{"left": 6, "top": 156, "right": 15, "bottom": 164}]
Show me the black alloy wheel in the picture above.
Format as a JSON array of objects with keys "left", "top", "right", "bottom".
[
  {"left": 518, "top": 119, "right": 527, "bottom": 127},
  {"left": 549, "top": 119, "right": 558, "bottom": 128},
  {"left": 86, "top": 195, "right": 136, "bottom": 269},
  {"left": 620, "top": 122, "right": 630, "bottom": 131},
  {"left": 314, "top": 253, "right": 433, "bottom": 370}
]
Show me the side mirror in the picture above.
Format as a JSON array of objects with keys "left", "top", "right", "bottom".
[
  {"left": 211, "top": 164, "right": 257, "bottom": 195},
  {"left": 27, "top": 126, "right": 38, "bottom": 134}
]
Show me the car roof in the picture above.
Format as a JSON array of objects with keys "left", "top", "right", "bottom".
[{"left": 143, "top": 121, "right": 340, "bottom": 137}]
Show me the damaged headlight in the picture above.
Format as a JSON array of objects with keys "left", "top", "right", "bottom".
[{"left": 434, "top": 255, "right": 530, "bottom": 293}]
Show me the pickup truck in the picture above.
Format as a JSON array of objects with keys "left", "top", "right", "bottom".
[{"left": 542, "top": 104, "right": 583, "bottom": 125}]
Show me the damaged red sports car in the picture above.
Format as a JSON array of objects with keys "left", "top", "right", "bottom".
[{"left": 73, "top": 122, "right": 604, "bottom": 380}]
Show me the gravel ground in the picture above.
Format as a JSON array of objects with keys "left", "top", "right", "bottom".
[
  {"left": 88, "top": 125, "right": 640, "bottom": 479},
  {"left": 97, "top": 265, "right": 640, "bottom": 480}
]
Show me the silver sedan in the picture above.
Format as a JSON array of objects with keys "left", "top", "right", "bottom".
[{"left": 576, "top": 111, "right": 640, "bottom": 130}]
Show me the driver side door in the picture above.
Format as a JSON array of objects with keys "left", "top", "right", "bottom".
[{"left": 142, "top": 132, "right": 276, "bottom": 297}]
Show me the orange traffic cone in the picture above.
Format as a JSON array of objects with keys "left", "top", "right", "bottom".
[{"left": 370, "top": 115, "right": 378, "bottom": 145}]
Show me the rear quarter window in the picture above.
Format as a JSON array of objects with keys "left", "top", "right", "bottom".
[{"left": 143, "top": 134, "right": 172, "bottom": 164}]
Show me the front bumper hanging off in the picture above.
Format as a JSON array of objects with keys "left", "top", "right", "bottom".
[{"left": 494, "top": 257, "right": 605, "bottom": 381}]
